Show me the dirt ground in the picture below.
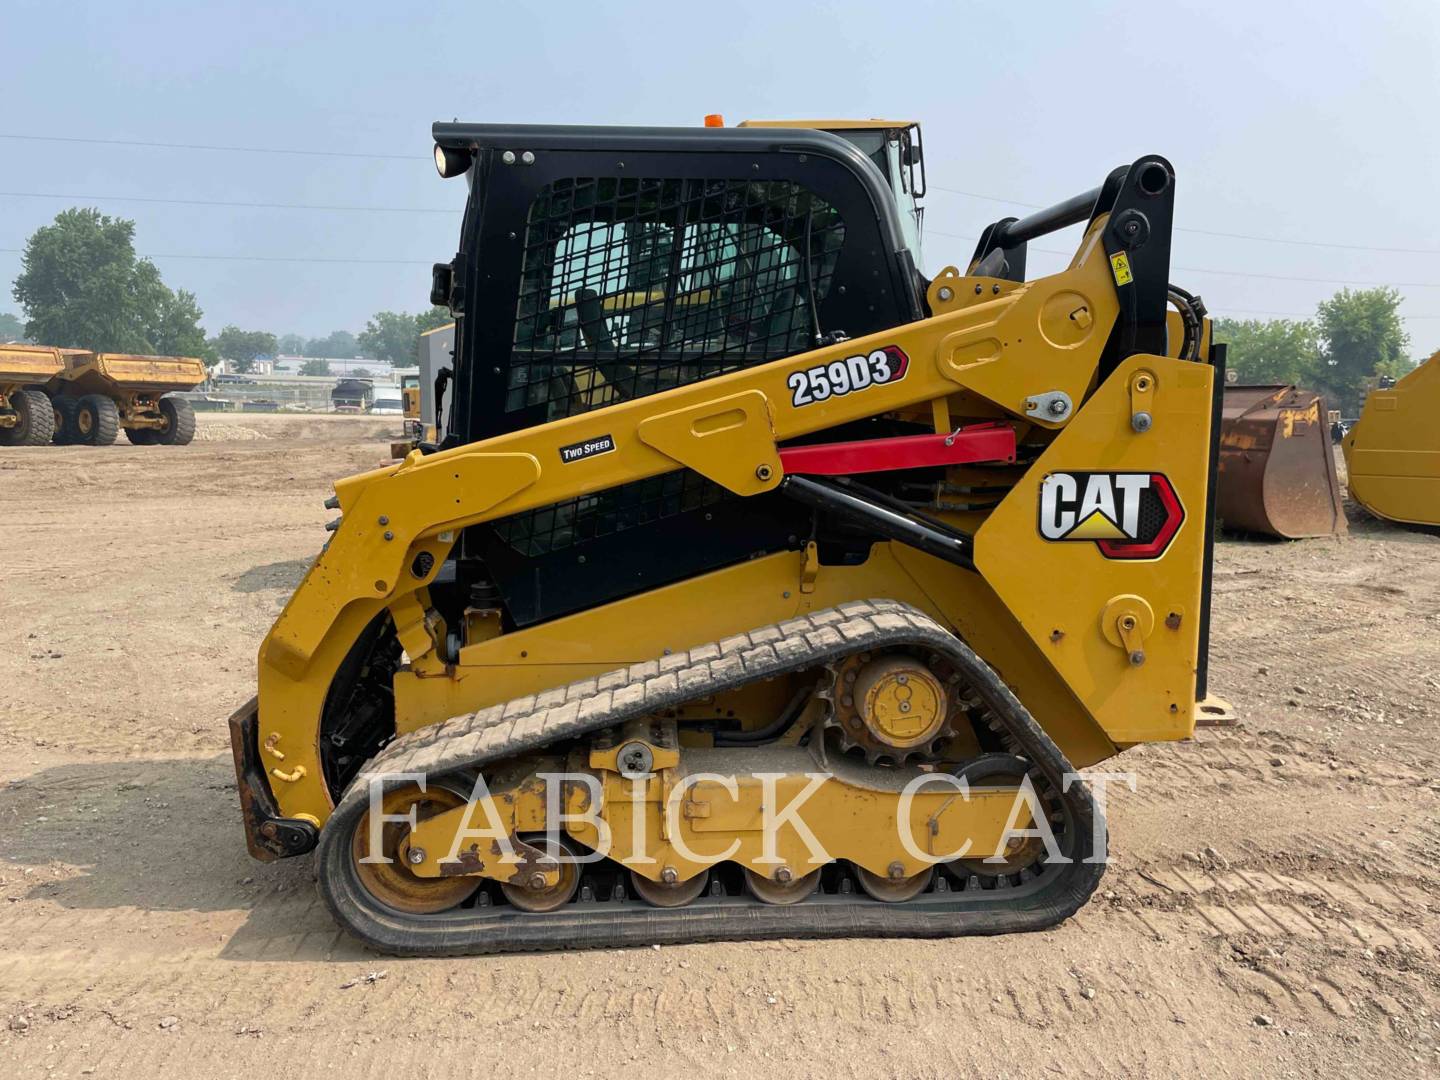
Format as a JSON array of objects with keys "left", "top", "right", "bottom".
[{"left": 1, "top": 413, "right": 1437, "bottom": 1078}]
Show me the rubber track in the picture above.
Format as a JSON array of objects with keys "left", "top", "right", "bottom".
[{"left": 317, "top": 599, "right": 1106, "bottom": 955}]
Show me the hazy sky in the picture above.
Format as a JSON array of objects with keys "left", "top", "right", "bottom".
[{"left": 5, "top": 1, "right": 1438, "bottom": 354}]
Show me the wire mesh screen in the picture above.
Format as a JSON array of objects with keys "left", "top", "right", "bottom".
[
  {"left": 492, "top": 470, "right": 728, "bottom": 558},
  {"left": 492, "top": 174, "right": 845, "bottom": 559},
  {"left": 509, "top": 176, "right": 846, "bottom": 419}
]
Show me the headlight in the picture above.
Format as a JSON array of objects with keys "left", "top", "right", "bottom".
[{"left": 434, "top": 144, "right": 472, "bottom": 179}]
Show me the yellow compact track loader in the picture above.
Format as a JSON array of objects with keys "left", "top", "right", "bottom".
[
  {"left": 230, "top": 121, "right": 1225, "bottom": 955},
  {"left": 1342, "top": 350, "right": 1440, "bottom": 526}
]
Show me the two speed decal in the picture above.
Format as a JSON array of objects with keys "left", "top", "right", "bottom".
[
  {"left": 787, "top": 345, "right": 909, "bottom": 407},
  {"left": 559, "top": 433, "right": 615, "bottom": 464}
]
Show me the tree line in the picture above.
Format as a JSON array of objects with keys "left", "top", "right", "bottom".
[
  {"left": 5, "top": 208, "right": 1422, "bottom": 411},
  {"left": 1214, "top": 288, "right": 1413, "bottom": 415},
  {"left": 3, "top": 208, "right": 450, "bottom": 373}
]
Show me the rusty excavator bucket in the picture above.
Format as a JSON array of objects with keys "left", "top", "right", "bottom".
[{"left": 1216, "top": 385, "right": 1347, "bottom": 539}]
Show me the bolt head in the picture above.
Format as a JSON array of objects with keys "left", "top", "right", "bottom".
[
  {"left": 502, "top": 150, "right": 516, "bottom": 165},
  {"left": 1131, "top": 411, "right": 1153, "bottom": 433},
  {"left": 888, "top": 861, "right": 906, "bottom": 880},
  {"left": 661, "top": 866, "right": 679, "bottom": 885},
  {"left": 520, "top": 150, "right": 535, "bottom": 165},
  {"left": 528, "top": 871, "right": 549, "bottom": 890},
  {"left": 1129, "top": 650, "right": 1146, "bottom": 667},
  {"left": 1048, "top": 398, "right": 1069, "bottom": 417},
  {"left": 774, "top": 866, "right": 793, "bottom": 885},
  {"left": 937, "top": 286, "right": 954, "bottom": 302},
  {"left": 406, "top": 847, "right": 427, "bottom": 865},
  {"left": 755, "top": 464, "right": 773, "bottom": 481}
]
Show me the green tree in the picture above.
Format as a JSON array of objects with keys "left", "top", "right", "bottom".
[
  {"left": 305, "top": 330, "right": 359, "bottom": 358},
  {"left": 1214, "top": 317, "right": 1319, "bottom": 384},
  {"left": 1313, "top": 287, "right": 1410, "bottom": 412},
  {"left": 210, "top": 326, "right": 277, "bottom": 372},
  {"left": 358, "top": 307, "right": 452, "bottom": 366},
  {"left": 0, "top": 311, "right": 25, "bottom": 342},
  {"left": 150, "top": 289, "right": 211, "bottom": 359},
  {"left": 298, "top": 358, "right": 332, "bottom": 376},
  {"left": 417, "top": 306, "right": 452, "bottom": 334},
  {"left": 12, "top": 208, "right": 206, "bottom": 353},
  {"left": 277, "top": 333, "right": 307, "bottom": 355},
  {"left": 357, "top": 311, "right": 419, "bottom": 366}
]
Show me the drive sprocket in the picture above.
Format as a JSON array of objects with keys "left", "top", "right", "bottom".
[{"left": 822, "top": 648, "right": 978, "bottom": 765}]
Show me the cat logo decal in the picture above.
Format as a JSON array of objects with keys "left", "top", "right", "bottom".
[{"left": 1038, "top": 472, "right": 1184, "bottom": 559}]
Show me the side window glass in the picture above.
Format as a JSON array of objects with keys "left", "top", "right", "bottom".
[{"left": 509, "top": 177, "right": 846, "bottom": 420}]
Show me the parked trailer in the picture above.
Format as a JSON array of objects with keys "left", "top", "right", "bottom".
[
  {"left": 0, "top": 344, "right": 65, "bottom": 446},
  {"left": 49, "top": 351, "right": 206, "bottom": 445}
]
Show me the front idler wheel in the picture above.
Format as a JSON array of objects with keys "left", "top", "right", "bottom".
[{"left": 349, "top": 780, "right": 480, "bottom": 915}]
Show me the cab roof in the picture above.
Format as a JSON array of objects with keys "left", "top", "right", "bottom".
[{"left": 738, "top": 119, "right": 919, "bottom": 130}]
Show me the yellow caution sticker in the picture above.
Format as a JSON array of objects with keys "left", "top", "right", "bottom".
[{"left": 1109, "top": 251, "right": 1133, "bottom": 286}]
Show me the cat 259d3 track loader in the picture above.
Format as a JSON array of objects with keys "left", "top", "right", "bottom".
[{"left": 229, "top": 120, "right": 1225, "bottom": 955}]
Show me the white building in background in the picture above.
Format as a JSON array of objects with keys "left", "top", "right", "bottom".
[
  {"left": 272, "top": 356, "right": 390, "bottom": 378},
  {"left": 212, "top": 357, "right": 277, "bottom": 375}
]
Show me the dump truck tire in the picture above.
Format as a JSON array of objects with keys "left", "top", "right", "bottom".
[
  {"left": 52, "top": 396, "right": 79, "bottom": 445},
  {"left": 75, "top": 395, "right": 120, "bottom": 446},
  {"left": 124, "top": 426, "right": 159, "bottom": 445},
  {"left": 0, "top": 389, "right": 57, "bottom": 446},
  {"left": 157, "top": 396, "right": 196, "bottom": 445}
]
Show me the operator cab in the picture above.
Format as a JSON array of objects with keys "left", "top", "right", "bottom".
[{"left": 740, "top": 119, "right": 926, "bottom": 267}]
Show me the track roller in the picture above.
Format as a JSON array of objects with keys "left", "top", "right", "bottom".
[
  {"left": 629, "top": 867, "right": 711, "bottom": 908},
  {"left": 855, "top": 864, "right": 934, "bottom": 903},
  {"left": 499, "top": 834, "right": 581, "bottom": 913},
  {"left": 744, "top": 866, "right": 822, "bottom": 905}
]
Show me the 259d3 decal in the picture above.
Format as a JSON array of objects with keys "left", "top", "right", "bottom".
[
  {"left": 788, "top": 345, "right": 909, "bottom": 407},
  {"left": 1038, "top": 471, "right": 1185, "bottom": 559}
]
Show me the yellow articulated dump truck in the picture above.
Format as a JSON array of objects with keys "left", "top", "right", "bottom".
[
  {"left": 0, "top": 345, "right": 206, "bottom": 447},
  {"left": 48, "top": 351, "right": 206, "bottom": 446},
  {"left": 230, "top": 119, "right": 1226, "bottom": 955},
  {"left": 1342, "top": 351, "right": 1440, "bottom": 526},
  {"left": 0, "top": 344, "right": 65, "bottom": 445}
]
